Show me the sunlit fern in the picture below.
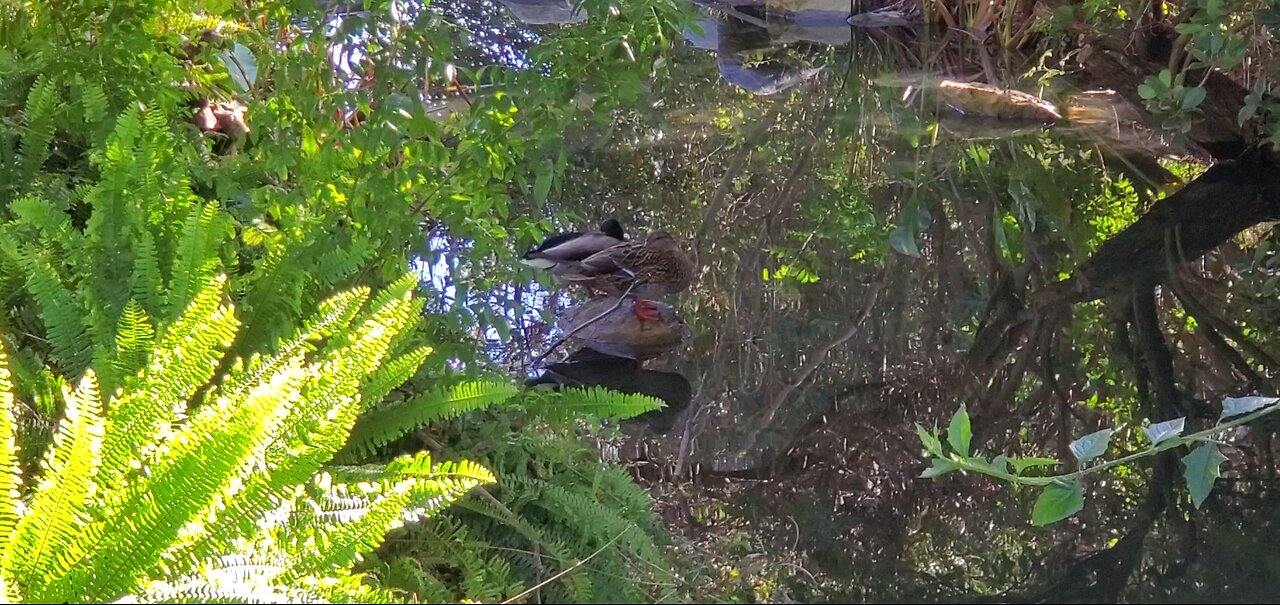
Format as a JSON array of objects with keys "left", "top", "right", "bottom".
[{"left": 0, "top": 274, "right": 493, "bottom": 603}]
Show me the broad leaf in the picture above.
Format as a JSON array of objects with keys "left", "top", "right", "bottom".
[
  {"left": 220, "top": 43, "right": 258, "bottom": 92},
  {"left": 947, "top": 405, "right": 971, "bottom": 457},
  {"left": 920, "top": 459, "right": 960, "bottom": 479},
  {"left": 533, "top": 161, "right": 553, "bottom": 203},
  {"left": 1069, "top": 429, "right": 1112, "bottom": 464},
  {"left": 1181, "top": 86, "right": 1206, "bottom": 110},
  {"left": 889, "top": 225, "right": 921, "bottom": 258},
  {"left": 1182, "top": 443, "right": 1228, "bottom": 508},
  {"left": 1010, "top": 456, "right": 1060, "bottom": 474},
  {"left": 915, "top": 423, "right": 942, "bottom": 456},
  {"left": 1032, "top": 479, "right": 1084, "bottom": 526},
  {"left": 1143, "top": 417, "right": 1185, "bottom": 446},
  {"left": 1219, "top": 396, "right": 1278, "bottom": 421}
]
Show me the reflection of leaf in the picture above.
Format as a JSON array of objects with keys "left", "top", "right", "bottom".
[
  {"left": 1219, "top": 396, "right": 1278, "bottom": 421},
  {"left": 916, "top": 424, "right": 942, "bottom": 456},
  {"left": 889, "top": 225, "right": 920, "bottom": 257},
  {"left": 1069, "top": 429, "right": 1112, "bottom": 463},
  {"left": 920, "top": 459, "right": 959, "bottom": 478},
  {"left": 220, "top": 43, "right": 258, "bottom": 92},
  {"left": 1032, "top": 479, "right": 1083, "bottom": 525},
  {"left": 1143, "top": 417, "right": 1185, "bottom": 445},
  {"left": 1183, "top": 443, "right": 1228, "bottom": 508},
  {"left": 1181, "top": 86, "right": 1206, "bottom": 110},
  {"left": 534, "top": 161, "right": 553, "bottom": 203},
  {"left": 1010, "top": 456, "right": 1060, "bottom": 474},
  {"left": 947, "top": 405, "right": 971, "bottom": 457}
]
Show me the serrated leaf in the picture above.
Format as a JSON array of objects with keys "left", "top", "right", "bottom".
[
  {"left": 1219, "top": 396, "right": 1278, "bottom": 421},
  {"left": 1181, "top": 86, "right": 1206, "bottom": 110},
  {"left": 947, "top": 405, "right": 971, "bottom": 457},
  {"left": 533, "top": 161, "right": 553, "bottom": 203},
  {"left": 1069, "top": 429, "right": 1112, "bottom": 463},
  {"left": 920, "top": 458, "right": 960, "bottom": 479},
  {"left": 1032, "top": 479, "right": 1084, "bottom": 525},
  {"left": 1010, "top": 456, "right": 1060, "bottom": 474},
  {"left": 1143, "top": 417, "right": 1185, "bottom": 446},
  {"left": 916, "top": 423, "right": 942, "bottom": 456},
  {"left": 1182, "top": 443, "right": 1228, "bottom": 508},
  {"left": 889, "top": 225, "right": 921, "bottom": 258},
  {"left": 220, "top": 43, "right": 258, "bottom": 92}
]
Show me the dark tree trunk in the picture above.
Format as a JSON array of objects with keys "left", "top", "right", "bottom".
[{"left": 1038, "top": 147, "right": 1280, "bottom": 306}]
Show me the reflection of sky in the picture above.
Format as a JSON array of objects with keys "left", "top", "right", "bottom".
[{"left": 324, "top": 4, "right": 551, "bottom": 367}]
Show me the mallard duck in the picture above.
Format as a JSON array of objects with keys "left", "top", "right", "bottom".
[
  {"left": 559, "top": 231, "right": 695, "bottom": 319},
  {"left": 554, "top": 296, "right": 690, "bottom": 360},
  {"left": 521, "top": 219, "right": 626, "bottom": 272}
]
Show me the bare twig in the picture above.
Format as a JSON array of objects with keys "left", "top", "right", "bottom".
[{"left": 528, "top": 283, "right": 637, "bottom": 369}]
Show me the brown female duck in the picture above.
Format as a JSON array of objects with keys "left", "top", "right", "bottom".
[{"left": 560, "top": 231, "right": 695, "bottom": 319}]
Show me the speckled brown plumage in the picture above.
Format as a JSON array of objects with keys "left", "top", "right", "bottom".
[{"left": 560, "top": 231, "right": 695, "bottom": 298}]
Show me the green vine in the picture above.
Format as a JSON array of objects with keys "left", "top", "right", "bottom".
[{"left": 918, "top": 396, "right": 1280, "bottom": 525}]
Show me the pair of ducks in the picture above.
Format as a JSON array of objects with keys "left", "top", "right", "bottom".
[{"left": 521, "top": 219, "right": 695, "bottom": 320}]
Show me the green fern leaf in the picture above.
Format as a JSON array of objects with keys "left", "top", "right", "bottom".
[
  {"left": 7, "top": 370, "right": 105, "bottom": 596},
  {"left": 339, "top": 381, "right": 519, "bottom": 462},
  {"left": 529, "top": 387, "right": 663, "bottom": 422},
  {"left": 18, "top": 74, "right": 57, "bottom": 182},
  {"left": 0, "top": 340, "right": 22, "bottom": 561}
]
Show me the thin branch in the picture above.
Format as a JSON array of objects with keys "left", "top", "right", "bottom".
[{"left": 528, "top": 283, "right": 636, "bottom": 369}]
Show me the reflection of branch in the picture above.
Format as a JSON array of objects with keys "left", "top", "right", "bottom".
[
  {"left": 734, "top": 278, "right": 884, "bottom": 459},
  {"left": 528, "top": 283, "right": 636, "bottom": 369}
]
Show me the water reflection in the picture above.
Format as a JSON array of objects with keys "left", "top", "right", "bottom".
[{"left": 424, "top": 0, "right": 1280, "bottom": 600}]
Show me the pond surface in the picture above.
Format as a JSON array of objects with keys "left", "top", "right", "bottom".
[{"left": 421, "top": 1, "right": 1280, "bottom": 601}]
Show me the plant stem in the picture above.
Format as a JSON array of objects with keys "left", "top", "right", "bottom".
[{"left": 950, "top": 403, "right": 1280, "bottom": 486}]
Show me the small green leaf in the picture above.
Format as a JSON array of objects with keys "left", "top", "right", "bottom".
[
  {"left": 1181, "top": 86, "right": 1206, "bottom": 111},
  {"left": 1137, "top": 84, "right": 1158, "bottom": 100},
  {"left": 1159, "top": 69, "right": 1173, "bottom": 88},
  {"left": 1032, "top": 479, "right": 1084, "bottom": 526},
  {"left": 916, "top": 423, "right": 943, "bottom": 456},
  {"left": 1220, "top": 395, "right": 1278, "bottom": 421},
  {"left": 220, "top": 43, "right": 258, "bottom": 92},
  {"left": 1239, "top": 103, "right": 1259, "bottom": 125},
  {"left": 1010, "top": 456, "right": 1060, "bottom": 474},
  {"left": 992, "top": 454, "right": 1010, "bottom": 473},
  {"left": 533, "top": 161, "right": 553, "bottom": 203},
  {"left": 947, "top": 405, "right": 971, "bottom": 457},
  {"left": 1143, "top": 417, "right": 1186, "bottom": 446},
  {"left": 1069, "top": 429, "right": 1113, "bottom": 464},
  {"left": 920, "top": 458, "right": 960, "bottom": 479},
  {"left": 1182, "top": 443, "right": 1228, "bottom": 508}
]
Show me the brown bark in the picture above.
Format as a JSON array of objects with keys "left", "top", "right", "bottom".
[{"left": 1037, "top": 147, "right": 1280, "bottom": 306}]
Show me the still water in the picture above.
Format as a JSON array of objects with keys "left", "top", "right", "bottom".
[{"left": 418, "top": 1, "right": 1280, "bottom": 601}]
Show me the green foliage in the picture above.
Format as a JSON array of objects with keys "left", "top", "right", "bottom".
[
  {"left": 919, "top": 397, "right": 1280, "bottom": 524},
  {"left": 377, "top": 416, "right": 675, "bottom": 604},
  {"left": 0, "top": 276, "right": 492, "bottom": 603}
]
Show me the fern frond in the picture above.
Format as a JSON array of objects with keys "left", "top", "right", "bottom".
[
  {"left": 18, "top": 74, "right": 57, "bottom": 182},
  {"left": 0, "top": 340, "right": 22, "bottom": 561},
  {"left": 6, "top": 370, "right": 105, "bottom": 596},
  {"left": 56, "top": 351, "right": 307, "bottom": 603},
  {"left": 528, "top": 387, "right": 663, "bottom": 422},
  {"left": 339, "top": 381, "right": 519, "bottom": 462},
  {"left": 358, "top": 344, "right": 432, "bottom": 411},
  {"left": 166, "top": 203, "right": 226, "bottom": 322},
  {"left": 105, "top": 299, "right": 155, "bottom": 395},
  {"left": 97, "top": 275, "right": 238, "bottom": 486},
  {"left": 13, "top": 243, "right": 91, "bottom": 376},
  {"left": 285, "top": 454, "right": 493, "bottom": 578}
]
